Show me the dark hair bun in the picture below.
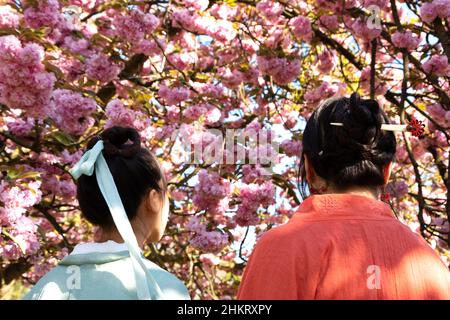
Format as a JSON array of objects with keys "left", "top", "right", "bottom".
[
  {"left": 299, "top": 92, "right": 397, "bottom": 197},
  {"left": 343, "top": 92, "right": 383, "bottom": 146},
  {"left": 87, "top": 126, "right": 141, "bottom": 158}
]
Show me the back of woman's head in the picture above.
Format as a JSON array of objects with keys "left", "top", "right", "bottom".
[
  {"left": 299, "top": 92, "right": 397, "bottom": 198},
  {"left": 76, "top": 126, "right": 167, "bottom": 227}
]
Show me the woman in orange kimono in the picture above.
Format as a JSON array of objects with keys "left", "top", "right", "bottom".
[{"left": 237, "top": 93, "right": 450, "bottom": 300}]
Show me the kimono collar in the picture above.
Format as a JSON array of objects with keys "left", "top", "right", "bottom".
[
  {"left": 296, "top": 193, "right": 395, "bottom": 218},
  {"left": 70, "top": 240, "right": 128, "bottom": 255}
]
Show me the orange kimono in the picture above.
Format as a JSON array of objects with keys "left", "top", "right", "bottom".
[{"left": 237, "top": 193, "right": 450, "bottom": 300}]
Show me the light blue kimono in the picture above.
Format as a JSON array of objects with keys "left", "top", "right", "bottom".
[{"left": 24, "top": 248, "right": 190, "bottom": 300}]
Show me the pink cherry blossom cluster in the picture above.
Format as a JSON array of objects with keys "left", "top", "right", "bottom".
[
  {"left": 189, "top": 229, "right": 230, "bottom": 253},
  {"left": 50, "top": 89, "right": 97, "bottom": 135},
  {"left": 25, "top": 249, "right": 69, "bottom": 284},
  {"left": 420, "top": 0, "right": 450, "bottom": 23},
  {"left": 158, "top": 84, "right": 191, "bottom": 106},
  {"left": 422, "top": 55, "right": 450, "bottom": 76},
  {"left": 183, "top": 103, "right": 222, "bottom": 125},
  {"left": 104, "top": 98, "right": 151, "bottom": 132},
  {"left": 199, "top": 253, "right": 221, "bottom": 266},
  {"left": 183, "top": 104, "right": 210, "bottom": 122},
  {"left": 52, "top": 53, "right": 85, "bottom": 82},
  {"left": 271, "top": 108, "right": 299, "bottom": 129},
  {"left": 30, "top": 151, "right": 80, "bottom": 205},
  {"left": 193, "top": 169, "right": 231, "bottom": 215},
  {"left": 242, "top": 165, "right": 269, "bottom": 184},
  {"left": 209, "top": 19, "right": 237, "bottom": 43},
  {"left": 430, "top": 217, "right": 449, "bottom": 235},
  {"left": 247, "top": 143, "right": 278, "bottom": 166},
  {"left": 85, "top": 53, "right": 121, "bottom": 83},
  {"left": 392, "top": 31, "right": 421, "bottom": 51},
  {"left": 0, "top": 5, "right": 19, "bottom": 28},
  {"left": 281, "top": 139, "right": 302, "bottom": 157},
  {"left": 351, "top": 18, "right": 381, "bottom": 41},
  {"left": 217, "top": 67, "right": 245, "bottom": 89},
  {"left": 187, "top": 216, "right": 229, "bottom": 253},
  {"left": 362, "top": 0, "right": 389, "bottom": 9},
  {"left": 5, "top": 116, "right": 36, "bottom": 137},
  {"left": 257, "top": 55, "right": 301, "bottom": 85},
  {"left": 316, "top": 50, "right": 335, "bottom": 73},
  {"left": 0, "top": 35, "right": 56, "bottom": 118},
  {"left": 23, "top": 0, "right": 62, "bottom": 29},
  {"left": 205, "top": 108, "right": 223, "bottom": 125},
  {"left": 112, "top": 8, "right": 160, "bottom": 45},
  {"left": 181, "top": 0, "right": 210, "bottom": 11},
  {"left": 166, "top": 51, "right": 198, "bottom": 70},
  {"left": 69, "top": 0, "right": 99, "bottom": 10},
  {"left": 133, "top": 38, "right": 166, "bottom": 56},
  {"left": 63, "top": 36, "right": 90, "bottom": 55},
  {"left": 256, "top": 0, "right": 284, "bottom": 21},
  {"left": 319, "top": 15, "right": 340, "bottom": 31},
  {"left": 0, "top": 215, "right": 40, "bottom": 261},
  {"left": 171, "top": 9, "right": 236, "bottom": 43},
  {"left": 264, "top": 27, "right": 292, "bottom": 50},
  {"left": 289, "top": 16, "right": 313, "bottom": 42},
  {"left": 235, "top": 181, "right": 275, "bottom": 226},
  {"left": 304, "top": 81, "right": 340, "bottom": 105},
  {"left": 40, "top": 175, "right": 77, "bottom": 202},
  {"left": 209, "top": 3, "right": 239, "bottom": 20},
  {"left": 177, "top": 124, "right": 214, "bottom": 147},
  {"left": 60, "top": 149, "right": 83, "bottom": 165},
  {"left": 0, "top": 180, "right": 42, "bottom": 223},
  {"left": 190, "top": 82, "right": 225, "bottom": 100},
  {"left": 426, "top": 103, "right": 450, "bottom": 130},
  {"left": 386, "top": 181, "right": 409, "bottom": 199},
  {"left": 315, "top": 0, "right": 349, "bottom": 11}
]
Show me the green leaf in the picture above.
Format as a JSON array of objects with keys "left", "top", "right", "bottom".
[
  {"left": 15, "top": 171, "right": 41, "bottom": 180},
  {"left": 2, "top": 229, "right": 27, "bottom": 255},
  {"left": 51, "top": 131, "right": 76, "bottom": 146},
  {"left": 1, "top": 165, "right": 41, "bottom": 180},
  {"left": 43, "top": 61, "right": 64, "bottom": 79},
  {"left": 6, "top": 167, "right": 20, "bottom": 180}
]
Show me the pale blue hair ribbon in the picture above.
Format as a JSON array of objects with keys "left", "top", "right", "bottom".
[{"left": 70, "top": 139, "right": 164, "bottom": 300}]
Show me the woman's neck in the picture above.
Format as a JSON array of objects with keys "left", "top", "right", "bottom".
[
  {"left": 94, "top": 221, "right": 149, "bottom": 249},
  {"left": 325, "top": 186, "right": 381, "bottom": 200}
]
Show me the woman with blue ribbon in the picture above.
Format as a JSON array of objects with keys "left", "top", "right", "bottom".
[{"left": 24, "top": 126, "right": 190, "bottom": 300}]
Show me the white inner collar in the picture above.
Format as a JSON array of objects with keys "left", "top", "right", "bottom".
[{"left": 71, "top": 240, "right": 129, "bottom": 255}]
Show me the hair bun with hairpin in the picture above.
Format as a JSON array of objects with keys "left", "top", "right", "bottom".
[{"left": 342, "top": 92, "right": 382, "bottom": 145}]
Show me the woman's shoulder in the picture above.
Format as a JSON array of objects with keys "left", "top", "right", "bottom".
[
  {"left": 143, "top": 258, "right": 182, "bottom": 283},
  {"left": 142, "top": 258, "right": 190, "bottom": 299},
  {"left": 258, "top": 215, "right": 321, "bottom": 243},
  {"left": 69, "top": 252, "right": 191, "bottom": 299},
  {"left": 22, "top": 265, "right": 70, "bottom": 300}
]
